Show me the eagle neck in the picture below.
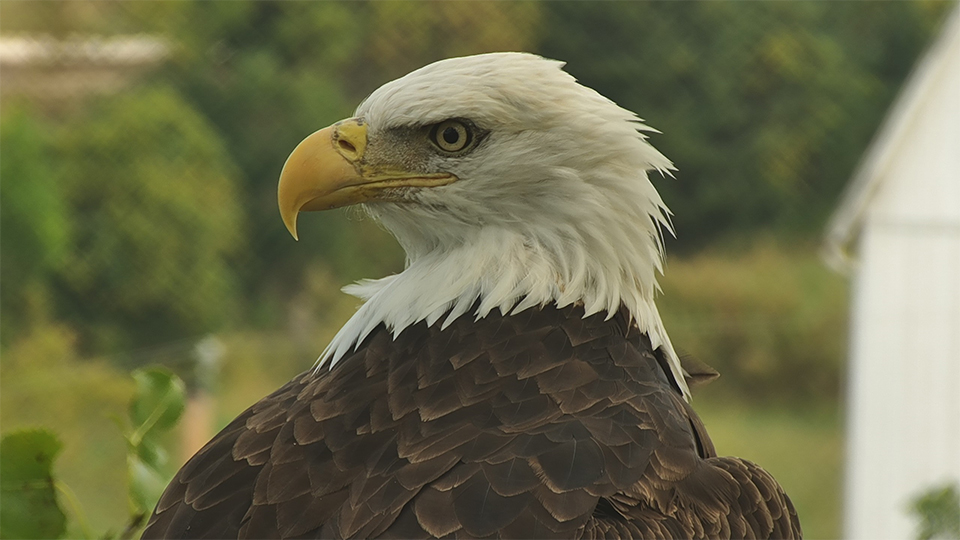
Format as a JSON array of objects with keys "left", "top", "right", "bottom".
[{"left": 317, "top": 226, "right": 690, "bottom": 398}]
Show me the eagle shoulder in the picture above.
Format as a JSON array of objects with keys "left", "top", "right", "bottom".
[{"left": 143, "top": 305, "right": 800, "bottom": 539}]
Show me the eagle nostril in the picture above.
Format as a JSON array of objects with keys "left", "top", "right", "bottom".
[{"left": 338, "top": 138, "right": 357, "bottom": 157}]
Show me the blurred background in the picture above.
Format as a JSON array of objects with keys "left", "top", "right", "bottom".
[{"left": 1, "top": 2, "right": 956, "bottom": 538}]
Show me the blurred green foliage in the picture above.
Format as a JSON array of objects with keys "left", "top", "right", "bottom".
[
  {"left": 0, "top": 366, "right": 186, "bottom": 539},
  {"left": 660, "top": 240, "right": 847, "bottom": 405},
  {"left": 139, "top": 2, "right": 360, "bottom": 298},
  {"left": 54, "top": 86, "right": 242, "bottom": 355},
  {"left": 0, "top": 105, "right": 68, "bottom": 344},
  {"left": 540, "top": 1, "right": 951, "bottom": 250},
  {"left": 126, "top": 367, "right": 187, "bottom": 524},
  {"left": 0, "top": 429, "right": 67, "bottom": 539},
  {"left": 912, "top": 484, "right": 960, "bottom": 540},
  {"left": 1, "top": 323, "right": 133, "bottom": 535}
]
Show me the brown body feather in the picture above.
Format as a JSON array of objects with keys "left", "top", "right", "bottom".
[{"left": 143, "top": 304, "right": 801, "bottom": 539}]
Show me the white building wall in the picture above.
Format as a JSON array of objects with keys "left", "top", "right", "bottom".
[
  {"left": 843, "top": 12, "right": 960, "bottom": 539},
  {"left": 846, "top": 227, "right": 960, "bottom": 539}
]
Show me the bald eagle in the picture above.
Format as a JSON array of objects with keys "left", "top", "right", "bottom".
[{"left": 143, "top": 53, "right": 801, "bottom": 539}]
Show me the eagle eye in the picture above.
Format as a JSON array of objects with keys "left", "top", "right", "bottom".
[{"left": 430, "top": 120, "right": 472, "bottom": 153}]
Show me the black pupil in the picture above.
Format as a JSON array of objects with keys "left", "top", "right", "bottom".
[{"left": 442, "top": 127, "right": 460, "bottom": 145}]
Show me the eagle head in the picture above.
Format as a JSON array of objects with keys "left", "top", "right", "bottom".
[{"left": 278, "top": 52, "right": 687, "bottom": 396}]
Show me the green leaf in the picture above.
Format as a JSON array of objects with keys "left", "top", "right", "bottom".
[
  {"left": 0, "top": 429, "right": 67, "bottom": 539},
  {"left": 127, "top": 456, "right": 169, "bottom": 515},
  {"left": 125, "top": 367, "right": 185, "bottom": 516},
  {"left": 134, "top": 438, "right": 166, "bottom": 471},
  {"left": 129, "top": 367, "right": 186, "bottom": 437},
  {"left": 912, "top": 483, "right": 960, "bottom": 540}
]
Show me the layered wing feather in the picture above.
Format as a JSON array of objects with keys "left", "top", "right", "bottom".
[{"left": 143, "top": 305, "right": 800, "bottom": 539}]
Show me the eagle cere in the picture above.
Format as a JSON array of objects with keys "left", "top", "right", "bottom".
[{"left": 143, "top": 52, "right": 801, "bottom": 539}]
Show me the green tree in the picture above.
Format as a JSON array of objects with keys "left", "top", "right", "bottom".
[
  {"left": 0, "top": 104, "right": 69, "bottom": 345},
  {"left": 54, "top": 86, "right": 243, "bottom": 354},
  {"left": 131, "top": 2, "right": 363, "bottom": 304},
  {"left": 359, "top": 2, "right": 541, "bottom": 86},
  {"left": 539, "top": 2, "right": 952, "bottom": 250}
]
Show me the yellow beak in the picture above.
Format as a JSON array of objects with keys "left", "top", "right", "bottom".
[{"left": 277, "top": 118, "right": 456, "bottom": 240}]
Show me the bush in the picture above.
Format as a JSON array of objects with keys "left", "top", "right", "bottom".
[
  {"left": 0, "top": 104, "right": 69, "bottom": 345},
  {"left": 53, "top": 86, "right": 244, "bottom": 355},
  {"left": 659, "top": 239, "right": 847, "bottom": 404}
]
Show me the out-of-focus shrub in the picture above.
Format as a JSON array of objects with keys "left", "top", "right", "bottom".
[
  {"left": 659, "top": 240, "right": 847, "bottom": 404},
  {"left": 53, "top": 85, "right": 243, "bottom": 355},
  {"left": 137, "top": 2, "right": 361, "bottom": 301},
  {"left": 0, "top": 429, "right": 66, "bottom": 540},
  {"left": 540, "top": 1, "right": 952, "bottom": 251},
  {"left": 0, "top": 322, "right": 133, "bottom": 535},
  {"left": 911, "top": 483, "right": 960, "bottom": 540},
  {"left": 0, "top": 104, "right": 69, "bottom": 344}
]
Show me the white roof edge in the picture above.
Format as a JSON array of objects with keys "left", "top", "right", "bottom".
[
  {"left": 0, "top": 34, "right": 170, "bottom": 66},
  {"left": 822, "top": 7, "right": 960, "bottom": 273}
]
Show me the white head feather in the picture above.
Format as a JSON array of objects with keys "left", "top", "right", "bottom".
[{"left": 318, "top": 52, "right": 689, "bottom": 398}]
